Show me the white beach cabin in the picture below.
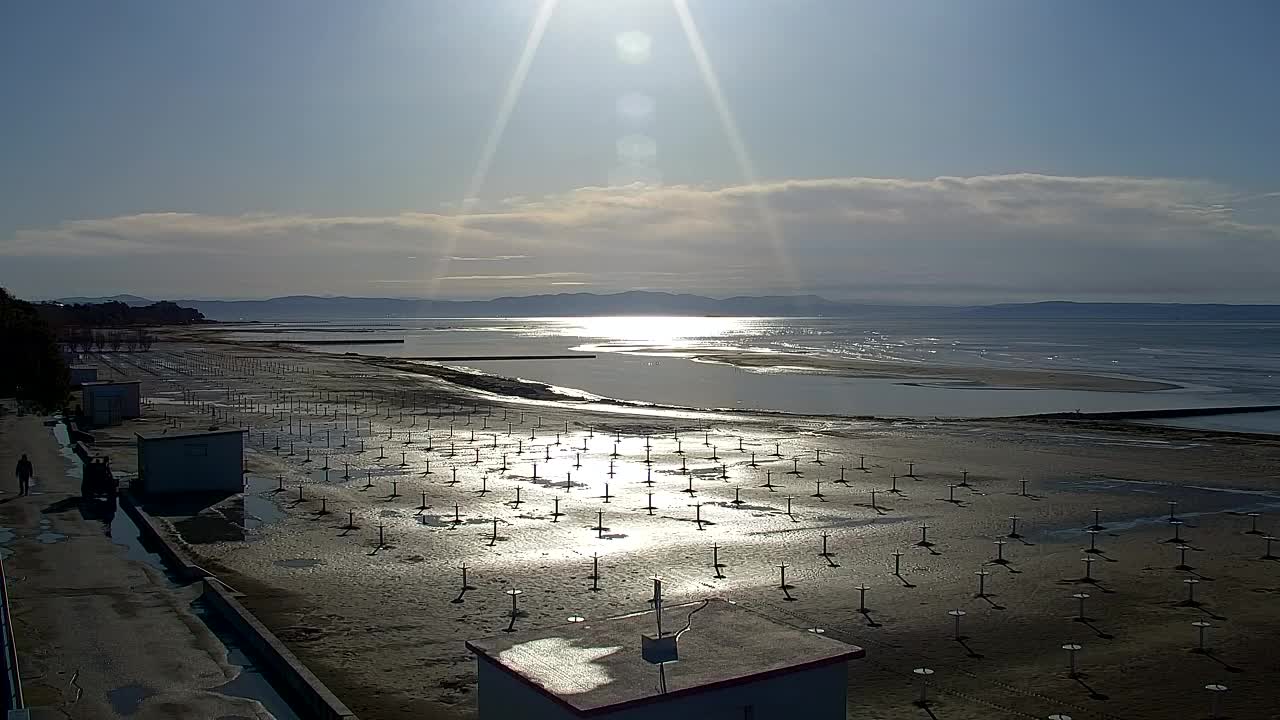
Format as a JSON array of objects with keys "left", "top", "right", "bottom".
[
  {"left": 81, "top": 380, "right": 141, "bottom": 426},
  {"left": 467, "top": 598, "right": 863, "bottom": 720},
  {"left": 135, "top": 428, "right": 245, "bottom": 494}
]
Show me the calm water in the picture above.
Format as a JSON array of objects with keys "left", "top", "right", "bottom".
[{"left": 224, "top": 317, "right": 1280, "bottom": 427}]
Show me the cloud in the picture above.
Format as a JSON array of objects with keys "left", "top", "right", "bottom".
[
  {"left": 441, "top": 272, "right": 584, "bottom": 282},
  {"left": 3, "top": 174, "right": 1277, "bottom": 302}
]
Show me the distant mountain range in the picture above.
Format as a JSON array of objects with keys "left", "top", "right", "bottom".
[
  {"left": 53, "top": 292, "right": 1280, "bottom": 322},
  {"left": 965, "top": 301, "right": 1280, "bottom": 322}
]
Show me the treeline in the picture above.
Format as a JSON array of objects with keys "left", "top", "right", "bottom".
[
  {"left": 62, "top": 328, "right": 155, "bottom": 353},
  {"left": 37, "top": 300, "right": 206, "bottom": 329},
  {"left": 0, "top": 288, "right": 69, "bottom": 411}
]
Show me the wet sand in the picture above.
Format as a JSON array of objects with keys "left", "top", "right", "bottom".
[
  {"left": 692, "top": 351, "right": 1180, "bottom": 392},
  {"left": 79, "top": 333, "right": 1280, "bottom": 720}
]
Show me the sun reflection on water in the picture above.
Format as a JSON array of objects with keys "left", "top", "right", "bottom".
[{"left": 534, "top": 316, "right": 762, "bottom": 352}]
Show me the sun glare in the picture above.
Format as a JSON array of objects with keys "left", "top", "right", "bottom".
[
  {"left": 428, "top": 0, "right": 559, "bottom": 298},
  {"left": 549, "top": 315, "right": 753, "bottom": 350},
  {"left": 671, "top": 0, "right": 796, "bottom": 291}
]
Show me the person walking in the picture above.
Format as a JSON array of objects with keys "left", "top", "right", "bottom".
[{"left": 15, "top": 454, "right": 33, "bottom": 496}]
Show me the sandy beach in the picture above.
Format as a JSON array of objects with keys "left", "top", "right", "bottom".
[{"left": 75, "top": 331, "right": 1280, "bottom": 720}]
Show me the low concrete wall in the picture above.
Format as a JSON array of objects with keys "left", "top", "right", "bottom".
[
  {"left": 117, "top": 492, "right": 204, "bottom": 581},
  {"left": 74, "top": 419, "right": 356, "bottom": 720},
  {"left": 201, "top": 581, "right": 358, "bottom": 720},
  {"left": 64, "top": 417, "right": 94, "bottom": 449},
  {"left": 116, "top": 493, "right": 357, "bottom": 719}
]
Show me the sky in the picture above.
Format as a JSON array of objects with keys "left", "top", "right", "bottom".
[{"left": 2, "top": 0, "right": 1278, "bottom": 304}]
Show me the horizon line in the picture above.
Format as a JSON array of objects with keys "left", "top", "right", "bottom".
[{"left": 28, "top": 291, "right": 1280, "bottom": 309}]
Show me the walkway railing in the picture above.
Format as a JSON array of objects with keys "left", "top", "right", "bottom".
[{"left": 0, "top": 553, "right": 23, "bottom": 712}]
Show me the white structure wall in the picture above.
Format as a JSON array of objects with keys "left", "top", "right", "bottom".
[
  {"left": 136, "top": 430, "right": 245, "bottom": 494},
  {"left": 475, "top": 656, "right": 849, "bottom": 720},
  {"left": 82, "top": 381, "right": 141, "bottom": 426}
]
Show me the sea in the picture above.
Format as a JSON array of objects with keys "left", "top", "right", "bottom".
[{"left": 223, "top": 317, "right": 1280, "bottom": 433}]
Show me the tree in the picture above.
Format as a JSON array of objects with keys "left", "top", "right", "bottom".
[
  {"left": 36, "top": 300, "right": 205, "bottom": 329},
  {"left": 108, "top": 330, "right": 124, "bottom": 352},
  {"left": 0, "top": 287, "right": 70, "bottom": 411},
  {"left": 75, "top": 327, "right": 93, "bottom": 353}
]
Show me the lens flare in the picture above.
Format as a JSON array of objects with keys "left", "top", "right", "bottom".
[
  {"left": 617, "top": 134, "right": 658, "bottom": 162},
  {"left": 672, "top": 0, "right": 796, "bottom": 290},
  {"left": 616, "top": 92, "right": 656, "bottom": 123},
  {"left": 615, "top": 31, "right": 653, "bottom": 64},
  {"left": 428, "top": 0, "right": 559, "bottom": 297}
]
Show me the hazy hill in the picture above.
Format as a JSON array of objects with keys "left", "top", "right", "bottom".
[
  {"left": 45, "top": 293, "right": 1280, "bottom": 322},
  {"left": 178, "top": 291, "right": 894, "bottom": 320},
  {"left": 964, "top": 301, "right": 1280, "bottom": 322},
  {"left": 55, "top": 294, "right": 154, "bottom": 306}
]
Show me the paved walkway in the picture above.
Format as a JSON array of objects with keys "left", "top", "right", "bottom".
[{"left": 0, "top": 405, "right": 274, "bottom": 719}]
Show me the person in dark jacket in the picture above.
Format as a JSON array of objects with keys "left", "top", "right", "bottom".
[{"left": 15, "top": 454, "right": 33, "bottom": 496}]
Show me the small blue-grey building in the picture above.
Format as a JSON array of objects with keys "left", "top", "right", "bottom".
[
  {"left": 135, "top": 428, "right": 245, "bottom": 495},
  {"left": 81, "top": 380, "right": 141, "bottom": 426}
]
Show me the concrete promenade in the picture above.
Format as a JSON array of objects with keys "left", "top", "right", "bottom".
[{"left": 0, "top": 405, "right": 273, "bottom": 719}]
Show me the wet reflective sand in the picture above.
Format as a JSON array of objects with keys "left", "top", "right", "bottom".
[{"left": 85, "top": 338, "right": 1280, "bottom": 720}]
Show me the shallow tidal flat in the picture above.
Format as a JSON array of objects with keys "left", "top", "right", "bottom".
[
  {"left": 692, "top": 350, "right": 1179, "bottom": 392},
  {"left": 95, "top": 337, "right": 1280, "bottom": 719}
]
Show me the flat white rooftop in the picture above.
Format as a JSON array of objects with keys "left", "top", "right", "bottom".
[
  {"left": 467, "top": 598, "right": 863, "bottom": 715},
  {"left": 136, "top": 428, "right": 245, "bottom": 441}
]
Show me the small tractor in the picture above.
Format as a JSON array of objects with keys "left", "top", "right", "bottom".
[{"left": 81, "top": 457, "right": 119, "bottom": 501}]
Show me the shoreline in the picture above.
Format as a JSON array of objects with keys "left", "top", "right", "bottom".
[
  {"left": 156, "top": 328, "right": 1277, "bottom": 432},
  {"left": 689, "top": 350, "right": 1180, "bottom": 392},
  {"left": 1024, "top": 404, "right": 1280, "bottom": 420},
  {"left": 188, "top": 323, "right": 1183, "bottom": 396},
  {"left": 361, "top": 348, "right": 1280, "bottom": 431},
  {"left": 192, "top": 328, "right": 1280, "bottom": 430}
]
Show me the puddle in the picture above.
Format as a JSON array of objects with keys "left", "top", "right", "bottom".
[
  {"left": 744, "top": 515, "right": 901, "bottom": 536},
  {"left": 1042, "top": 477, "right": 1280, "bottom": 538},
  {"left": 174, "top": 514, "right": 246, "bottom": 544},
  {"left": 244, "top": 477, "right": 287, "bottom": 530},
  {"left": 275, "top": 558, "right": 324, "bottom": 569},
  {"left": 107, "top": 506, "right": 174, "bottom": 577},
  {"left": 420, "top": 515, "right": 491, "bottom": 528},
  {"left": 192, "top": 600, "right": 302, "bottom": 720},
  {"left": 107, "top": 683, "right": 156, "bottom": 715},
  {"left": 35, "top": 531, "right": 68, "bottom": 544},
  {"left": 526, "top": 477, "right": 589, "bottom": 491},
  {"left": 708, "top": 501, "right": 775, "bottom": 512}
]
